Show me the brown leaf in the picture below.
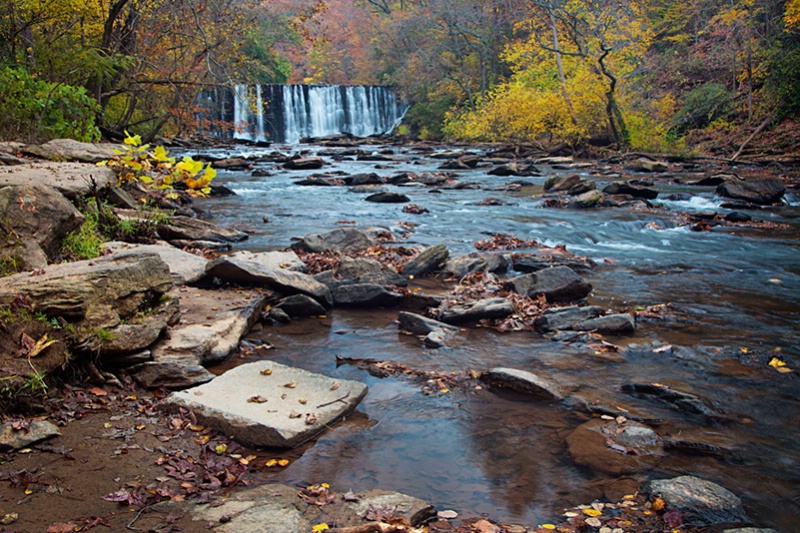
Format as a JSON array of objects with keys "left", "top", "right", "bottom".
[
  {"left": 284, "top": 380, "right": 297, "bottom": 388},
  {"left": 305, "top": 412, "right": 318, "bottom": 425},
  {"left": 247, "top": 395, "right": 268, "bottom": 403}
]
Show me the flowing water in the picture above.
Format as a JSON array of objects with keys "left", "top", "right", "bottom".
[{"left": 191, "top": 143, "right": 799, "bottom": 530}]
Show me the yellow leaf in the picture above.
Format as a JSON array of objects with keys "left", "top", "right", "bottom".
[
  {"left": 153, "top": 145, "right": 171, "bottom": 162},
  {"left": 312, "top": 524, "right": 329, "bottom": 532},
  {"left": 652, "top": 497, "right": 665, "bottom": 511},
  {"left": 541, "top": 524, "right": 556, "bottom": 530},
  {"left": 123, "top": 131, "right": 142, "bottom": 146},
  {"left": 265, "top": 459, "right": 278, "bottom": 467},
  {"left": 29, "top": 334, "right": 57, "bottom": 357},
  {"left": 583, "top": 509, "right": 602, "bottom": 517},
  {"left": 278, "top": 459, "right": 289, "bottom": 466},
  {"left": 215, "top": 443, "right": 228, "bottom": 454},
  {"left": 204, "top": 163, "right": 217, "bottom": 181},
  {"left": 769, "top": 357, "right": 786, "bottom": 368},
  {"left": 321, "top": 483, "right": 330, "bottom": 489}
]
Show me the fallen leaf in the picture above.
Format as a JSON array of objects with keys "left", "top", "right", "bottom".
[
  {"left": 260, "top": 368, "right": 272, "bottom": 375},
  {"left": 289, "top": 410, "right": 301, "bottom": 419},
  {"left": 330, "top": 381, "right": 340, "bottom": 390},
  {"left": 305, "top": 412, "right": 318, "bottom": 425},
  {"left": 583, "top": 509, "right": 602, "bottom": 517},
  {"left": 284, "top": 380, "right": 297, "bottom": 388},
  {"left": 277, "top": 459, "right": 289, "bottom": 466},
  {"left": 652, "top": 497, "right": 665, "bottom": 511},
  {"left": 585, "top": 517, "right": 602, "bottom": 527},
  {"left": 88, "top": 387, "right": 108, "bottom": 397},
  {"left": 247, "top": 395, "right": 269, "bottom": 403},
  {"left": 215, "top": 443, "right": 227, "bottom": 454}
]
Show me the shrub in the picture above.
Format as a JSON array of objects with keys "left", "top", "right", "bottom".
[
  {"left": 669, "top": 82, "right": 731, "bottom": 136},
  {"left": 0, "top": 67, "right": 100, "bottom": 143}
]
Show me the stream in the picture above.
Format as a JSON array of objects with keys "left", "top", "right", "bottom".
[{"left": 190, "top": 142, "right": 799, "bottom": 530}]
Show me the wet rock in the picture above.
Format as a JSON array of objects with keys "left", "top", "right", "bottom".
[
  {"left": 213, "top": 157, "right": 249, "bottom": 170},
  {"left": 0, "top": 183, "right": 84, "bottom": 270},
  {"left": 338, "top": 256, "right": 383, "bottom": 279},
  {"left": 295, "top": 177, "right": 340, "bottom": 186},
  {"left": 0, "top": 420, "right": 61, "bottom": 451},
  {"left": 573, "top": 313, "right": 635, "bottom": 335},
  {"left": 569, "top": 189, "right": 604, "bottom": 208},
  {"left": 0, "top": 253, "right": 173, "bottom": 345},
  {"left": 488, "top": 161, "right": 539, "bottom": 176},
  {"left": 206, "top": 254, "right": 331, "bottom": 307},
  {"left": 439, "top": 297, "right": 514, "bottom": 323},
  {"left": 251, "top": 168, "right": 272, "bottom": 177},
  {"left": 621, "top": 382, "right": 718, "bottom": 417},
  {"left": 602, "top": 181, "right": 659, "bottom": 199},
  {"left": 291, "top": 227, "right": 377, "bottom": 253},
  {"left": 365, "top": 191, "right": 410, "bottom": 203},
  {"left": 645, "top": 475, "right": 748, "bottom": 526},
  {"left": 130, "top": 287, "right": 269, "bottom": 388},
  {"left": 444, "top": 252, "right": 508, "bottom": 277},
  {"left": 439, "top": 154, "right": 481, "bottom": 169},
  {"left": 162, "top": 361, "right": 368, "bottom": 448},
  {"left": 567, "top": 418, "right": 663, "bottom": 475},
  {"left": 225, "top": 250, "right": 307, "bottom": 273},
  {"left": 402, "top": 244, "right": 449, "bottom": 277},
  {"left": 283, "top": 157, "right": 324, "bottom": 170},
  {"left": 23, "top": 139, "right": 122, "bottom": 162},
  {"left": 158, "top": 216, "right": 249, "bottom": 243},
  {"left": 275, "top": 294, "right": 327, "bottom": 317},
  {"left": 534, "top": 305, "right": 604, "bottom": 332},
  {"left": 722, "top": 529, "right": 778, "bottom": 533},
  {"left": 344, "top": 172, "right": 383, "bottom": 185},
  {"left": 544, "top": 174, "right": 596, "bottom": 195},
  {"left": 511, "top": 251, "right": 596, "bottom": 273},
  {"left": 105, "top": 242, "right": 209, "bottom": 285},
  {"left": 331, "top": 283, "right": 404, "bottom": 307},
  {"left": 625, "top": 158, "right": 669, "bottom": 172},
  {"left": 265, "top": 307, "right": 291, "bottom": 324},
  {"left": 725, "top": 211, "right": 751, "bottom": 222},
  {"left": 483, "top": 368, "right": 566, "bottom": 400},
  {"left": 507, "top": 266, "right": 592, "bottom": 303},
  {"left": 568, "top": 394, "right": 663, "bottom": 424},
  {"left": 398, "top": 311, "right": 458, "bottom": 348},
  {"left": 716, "top": 177, "right": 785, "bottom": 205}
]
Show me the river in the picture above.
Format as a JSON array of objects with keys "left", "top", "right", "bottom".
[{"left": 188, "top": 141, "right": 799, "bottom": 530}]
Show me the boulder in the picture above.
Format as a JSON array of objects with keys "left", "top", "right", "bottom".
[
  {"left": 276, "top": 294, "right": 327, "bottom": 317},
  {"left": 507, "top": 266, "right": 592, "bottom": 303},
  {"left": 534, "top": 305, "right": 604, "bottom": 332},
  {"left": 0, "top": 183, "right": 84, "bottom": 271},
  {"left": 602, "top": 181, "right": 659, "bottom": 200},
  {"left": 290, "top": 228, "right": 377, "bottom": 253},
  {"left": 0, "top": 162, "right": 116, "bottom": 197},
  {"left": 331, "top": 283, "right": 404, "bottom": 307},
  {"left": 224, "top": 250, "right": 307, "bottom": 273},
  {"left": 398, "top": 311, "right": 458, "bottom": 348},
  {"left": 157, "top": 215, "right": 249, "bottom": 243},
  {"left": 337, "top": 256, "right": 383, "bottom": 279},
  {"left": 344, "top": 172, "right": 383, "bottom": 185},
  {"left": 444, "top": 252, "right": 508, "bottom": 277},
  {"left": 573, "top": 313, "right": 636, "bottom": 335},
  {"left": 488, "top": 162, "right": 539, "bottom": 176},
  {"left": 439, "top": 297, "right": 514, "bottom": 323},
  {"left": 567, "top": 418, "right": 663, "bottom": 475},
  {"left": 722, "top": 529, "right": 778, "bottom": 533},
  {"left": 0, "top": 420, "right": 61, "bottom": 452},
  {"left": 569, "top": 189, "right": 604, "bottom": 208},
  {"left": 511, "top": 251, "right": 596, "bottom": 273},
  {"left": 482, "top": 367, "right": 567, "bottom": 400},
  {"left": 365, "top": 191, "right": 410, "bottom": 203},
  {"left": 625, "top": 158, "right": 669, "bottom": 172},
  {"left": 544, "top": 174, "right": 596, "bottom": 195},
  {"left": 22, "top": 139, "right": 122, "bottom": 163},
  {"left": 402, "top": 244, "right": 449, "bottom": 277},
  {"left": 0, "top": 253, "right": 173, "bottom": 343},
  {"left": 130, "top": 287, "right": 269, "bottom": 388},
  {"left": 716, "top": 177, "right": 785, "bottom": 205},
  {"left": 284, "top": 157, "right": 324, "bottom": 170},
  {"left": 645, "top": 476, "right": 748, "bottom": 526},
  {"left": 213, "top": 157, "right": 250, "bottom": 170},
  {"left": 94, "top": 296, "right": 180, "bottom": 358},
  {"left": 104, "top": 242, "right": 209, "bottom": 285},
  {"left": 206, "top": 254, "right": 332, "bottom": 307},
  {"left": 162, "top": 361, "right": 368, "bottom": 448},
  {"left": 0, "top": 152, "right": 24, "bottom": 165}
]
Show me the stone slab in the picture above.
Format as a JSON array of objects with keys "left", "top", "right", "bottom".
[
  {"left": 105, "top": 241, "right": 209, "bottom": 285},
  {"left": 0, "top": 161, "right": 116, "bottom": 197},
  {"left": 162, "top": 361, "right": 368, "bottom": 448}
]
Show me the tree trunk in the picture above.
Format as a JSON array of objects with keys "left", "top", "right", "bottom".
[
  {"left": 597, "top": 47, "right": 628, "bottom": 148},
  {"left": 550, "top": 12, "right": 577, "bottom": 125}
]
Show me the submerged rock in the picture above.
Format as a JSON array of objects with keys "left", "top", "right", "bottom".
[
  {"left": 365, "top": 191, "right": 410, "bottom": 203},
  {"left": 284, "top": 157, "right": 324, "bottom": 170},
  {"left": 275, "top": 294, "right": 327, "bottom": 317},
  {"left": 567, "top": 418, "right": 663, "bottom": 475},
  {"left": 645, "top": 475, "right": 748, "bottom": 526},
  {"left": 573, "top": 313, "right": 636, "bottom": 335},
  {"left": 602, "top": 181, "right": 659, "bottom": 199},
  {"left": 534, "top": 305, "right": 604, "bottom": 332},
  {"left": 621, "top": 382, "right": 719, "bottom": 417},
  {"left": 162, "top": 361, "right": 368, "bottom": 448},
  {"left": 482, "top": 367, "right": 567, "bottom": 400}
]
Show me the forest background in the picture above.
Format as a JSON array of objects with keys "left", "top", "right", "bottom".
[{"left": 1, "top": 0, "right": 799, "bottom": 155}]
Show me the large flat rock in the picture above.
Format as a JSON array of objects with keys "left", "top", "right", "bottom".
[
  {"left": 0, "top": 161, "right": 116, "bottom": 197},
  {"left": 105, "top": 241, "right": 209, "bottom": 285},
  {"left": 163, "top": 361, "right": 368, "bottom": 448}
]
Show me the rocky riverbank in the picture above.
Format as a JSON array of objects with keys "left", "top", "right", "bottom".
[{"left": 0, "top": 138, "right": 794, "bottom": 532}]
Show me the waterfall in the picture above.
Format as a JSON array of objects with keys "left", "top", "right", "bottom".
[{"left": 198, "top": 84, "right": 406, "bottom": 143}]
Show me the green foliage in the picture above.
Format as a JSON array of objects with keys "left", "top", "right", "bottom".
[
  {"left": 99, "top": 132, "right": 216, "bottom": 199},
  {"left": 61, "top": 212, "right": 105, "bottom": 261},
  {"left": 764, "top": 40, "right": 800, "bottom": 119},
  {"left": 669, "top": 83, "right": 732, "bottom": 135},
  {"left": 0, "top": 67, "right": 100, "bottom": 143},
  {"left": 403, "top": 97, "right": 456, "bottom": 140},
  {"left": 0, "top": 256, "right": 21, "bottom": 277}
]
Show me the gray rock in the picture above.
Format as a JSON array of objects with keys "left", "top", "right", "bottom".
[
  {"left": 622, "top": 382, "right": 719, "bottom": 417},
  {"left": 722, "top": 529, "right": 778, "bottom": 533},
  {"left": 95, "top": 297, "right": 180, "bottom": 357},
  {"left": 402, "top": 244, "right": 449, "bottom": 277},
  {"left": 511, "top": 251, "right": 596, "bottom": 273},
  {"left": 284, "top": 157, "right": 324, "bottom": 170},
  {"left": 444, "top": 252, "right": 508, "bottom": 277},
  {"left": 105, "top": 241, "right": 209, "bottom": 285},
  {"left": 130, "top": 361, "right": 215, "bottom": 389},
  {"left": 488, "top": 161, "right": 538, "bottom": 176},
  {"left": 534, "top": 305, "right": 604, "bottom": 331},
  {"left": 162, "top": 361, "right": 368, "bottom": 448},
  {"left": 646, "top": 475, "right": 748, "bottom": 526},
  {"left": 398, "top": 311, "right": 458, "bottom": 348},
  {"left": 567, "top": 418, "right": 663, "bottom": 475},
  {"left": 276, "top": 294, "right": 327, "bottom": 317},
  {"left": 626, "top": 158, "right": 669, "bottom": 172},
  {"left": 226, "top": 250, "right": 307, "bottom": 272},
  {"left": 0, "top": 152, "right": 24, "bottom": 165},
  {"left": 0, "top": 420, "right": 61, "bottom": 451},
  {"left": 23, "top": 139, "right": 123, "bottom": 162},
  {"left": 365, "top": 191, "right": 410, "bottom": 203},
  {"left": 483, "top": 367, "right": 567, "bottom": 400},
  {"left": 716, "top": 177, "right": 785, "bottom": 205},
  {"left": 104, "top": 186, "right": 140, "bottom": 209},
  {"left": 569, "top": 189, "right": 603, "bottom": 208},
  {"left": 206, "top": 254, "right": 332, "bottom": 307},
  {"left": 290, "top": 227, "right": 377, "bottom": 253},
  {"left": 0, "top": 183, "right": 85, "bottom": 271},
  {"left": 573, "top": 313, "right": 635, "bottom": 335},
  {"left": 345, "top": 172, "right": 383, "bottom": 185},
  {"left": 331, "top": 283, "right": 404, "bottom": 307},
  {"left": 544, "top": 174, "right": 596, "bottom": 195},
  {"left": 338, "top": 256, "right": 383, "bottom": 279},
  {"left": 0, "top": 161, "right": 116, "bottom": 198},
  {"left": 439, "top": 297, "right": 514, "bottom": 323},
  {"left": 158, "top": 215, "right": 249, "bottom": 243},
  {"left": 603, "top": 181, "right": 659, "bottom": 200},
  {"left": 507, "top": 266, "right": 592, "bottom": 302}
]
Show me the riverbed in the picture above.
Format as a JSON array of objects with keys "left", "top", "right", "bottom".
[{"left": 191, "top": 142, "right": 799, "bottom": 530}]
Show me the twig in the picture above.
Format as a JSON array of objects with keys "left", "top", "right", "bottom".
[
  {"left": 317, "top": 392, "right": 350, "bottom": 409},
  {"left": 126, "top": 506, "right": 146, "bottom": 530}
]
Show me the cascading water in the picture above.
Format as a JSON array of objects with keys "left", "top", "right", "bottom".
[{"left": 198, "top": 84, "right": 407, "bottom": 143}]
